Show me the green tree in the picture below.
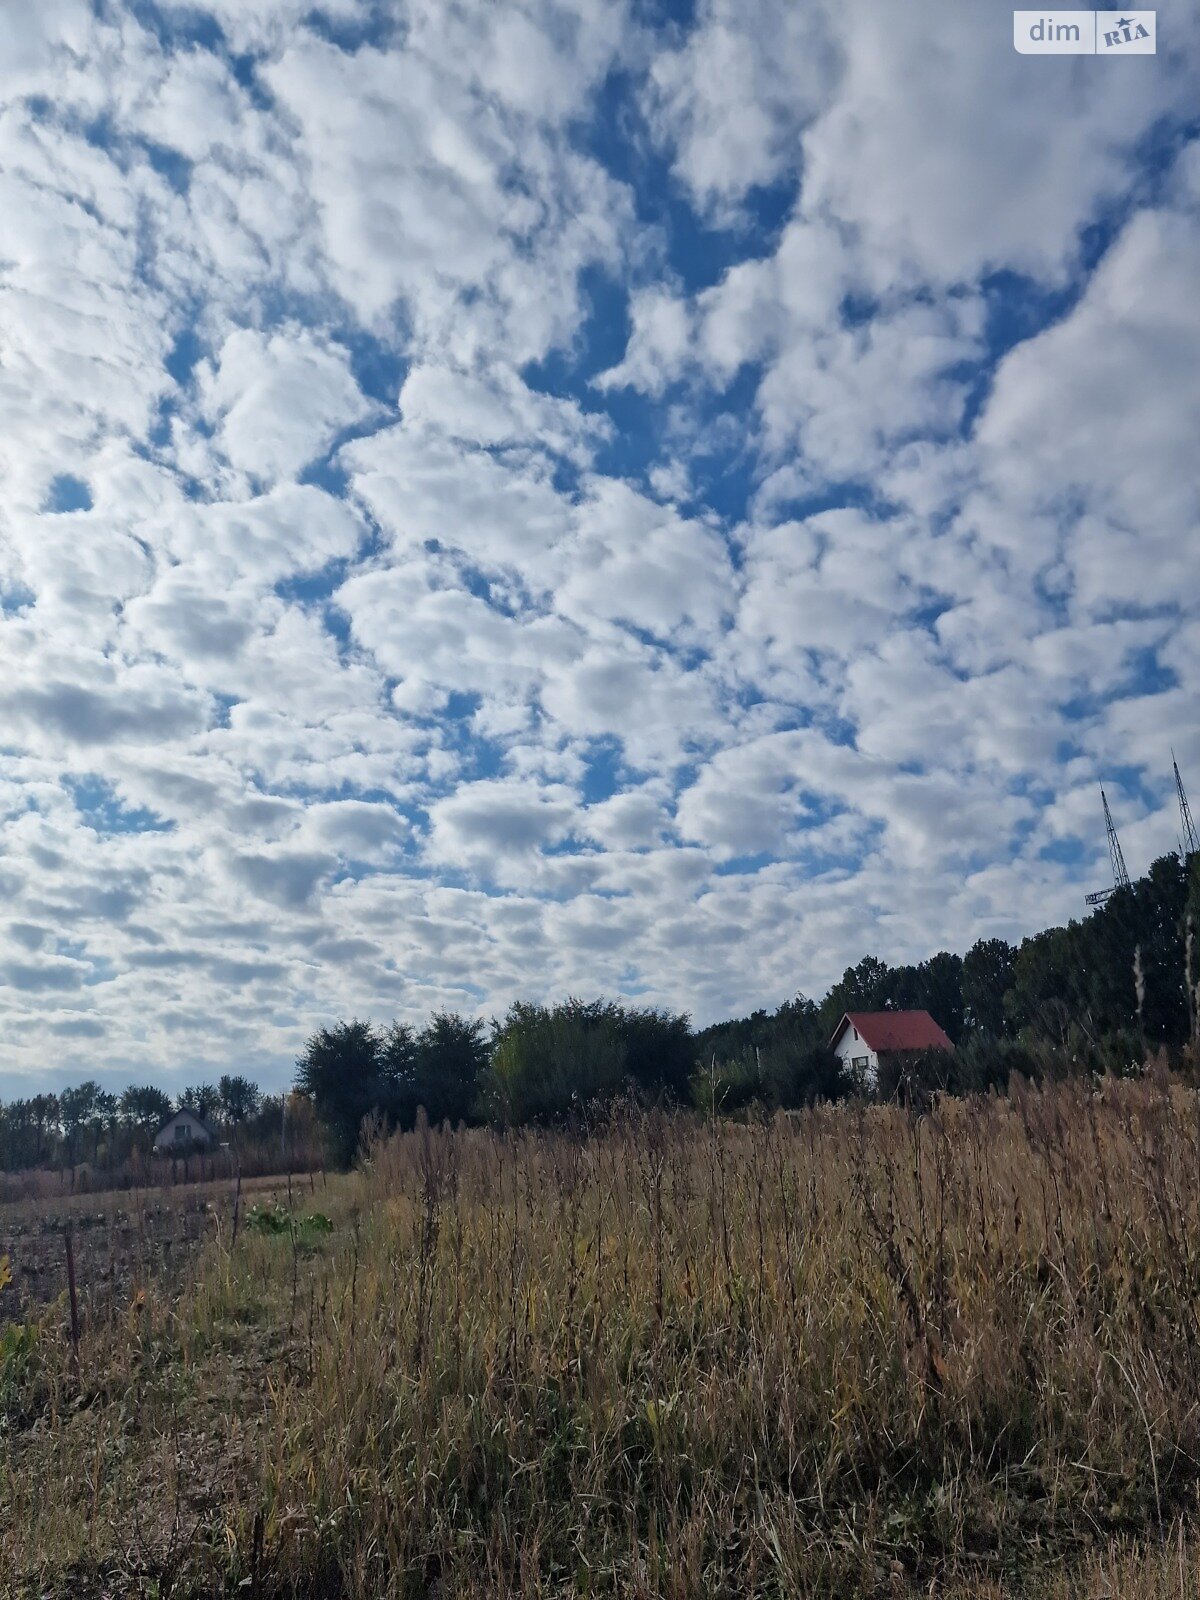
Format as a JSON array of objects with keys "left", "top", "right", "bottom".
[
  {"left": 93, "top": 1089, "right": 119, "bottom": 1165},
  {"left": 874, "top": 954, "right": 963, "bottom": 1039},
  {"left": 412, "top": 1012, "right": 489, "bottom": 1128},
  {"left": 1187, "top": 852, "right": 1200, "bottom": 1051},
  {"left": 59, "top": 1081, "right": 99, "bottom": 1166},
  {"left": 0, "top": 1100, "right": 34, "bottom": 1169},
  {"left": 295, "top": 1020, "right": 383, "bottom": 1164},
  {"left": 875, "top": 1044, "right": 959, "bottom": 1106},
  {"left": 912, "top": 951, "right": 965, "bottom": 1041},
  {"left": 1004, "top": 926, "right": 1077, "bottom": 1041},
  {"left": 759, "top": 995, "right": 844, "bottom": 1106},
  {"left": 695, "top": 995, "right": 844, "bottom": 1111},
  {"left": 613, "top": 1004, "right": 694, "bottom": 1102},
  {"left": 694, "top": 1008, "right": 774, "bottom": 1068},
  {"left": 962, "top": 938, "right": 1015, "bottom": 1036},
  {"left": 1078, "top": 883, "right": 1144, "bottom": 1038},
  {"left": 217, "top": 1074, "right": 261, "bottom": 1125},
  {"left": 691, "top": 1052, "right": 765, "bottom": 1117},
  {"left": 29, "top": 1093, "right": 60, "bottom": 1165},
  {"left": 954, "top": 1031, "right": 1037, "bottom": 1093},
  {"left": 120, "top": 1084, "right": 173, "bottom": 1138},
  {"left": 1129, "top": 853, "right": 1189, "bottom": 1042},
  {"left": 483, "top": 1002, "right": 626, "bottom": 1125},
  {"left": 178, "top": 1083, "right": 221, "bottom": 1120},
  {"left": 378, "top": 1022, "right": 419, "bottom": 1124},
  {"left": 819, "top": 955, "right": 893, "bottom": 1035}
]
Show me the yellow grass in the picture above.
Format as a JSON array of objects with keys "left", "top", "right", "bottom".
[{"left": 6, "top": 1076, "right": 1200, "bottom": 1596}]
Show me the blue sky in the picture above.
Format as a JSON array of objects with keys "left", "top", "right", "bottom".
[{"left": 0, "top": 0, "right": 1198, "bottom": 1096}]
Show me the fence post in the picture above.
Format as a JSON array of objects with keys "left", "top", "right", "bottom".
[
  {"left": 64, "top": 1224, "right": 81, "bottom": 1370},
  {"left": 231, "top": 1153, "right": 243, "bottom": 1249}
]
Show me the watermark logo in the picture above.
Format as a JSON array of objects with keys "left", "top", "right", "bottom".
[
  {"left": 1097, "top": 11, "right": 1155, "bottom": 50},
  {"left": 1014, "top": 11, "right": 1094, "bottom": 51},
  {"left": 1013, "top": 10, "right": 1155, "bottom": 52}
]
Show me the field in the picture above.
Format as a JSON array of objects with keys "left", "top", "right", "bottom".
[
  {"left": 5, "top": 1078, "right": 1200, "bottom": 1597},
  {"left": 0, "top": 1171, "right": 324, "bottom": 1323}
]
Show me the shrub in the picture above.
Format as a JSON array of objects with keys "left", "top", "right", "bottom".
[
  {"left": 690, "top": 1050, "right": 764, "bottom": 1115},
  {"left": 482, "top": 1001, "right": 627, "bottom": 1124}
]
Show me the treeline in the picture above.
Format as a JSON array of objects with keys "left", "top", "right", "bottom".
[
  {"left": 299, "top": 851, "right": 1200, "bottom": 1156},
  {"left": 294, "top": 1003, "right": 695, "bottom": 1164},
  {"left": 699, "top": 850, "right": 1200, "bottom": 1104},
  {"left": 0, "top": 1074, "right": 312, "bottom": 1175},
  {"left": 7, "top": 853, "right": 1198, "bottom": 1175}
]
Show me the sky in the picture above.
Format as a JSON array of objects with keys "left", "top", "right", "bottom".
[{"left": 1, "top": 0, "right": 1198, "bottom": 1097}]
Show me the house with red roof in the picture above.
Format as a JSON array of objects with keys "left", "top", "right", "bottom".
[{"left": 830, "top": 1010, "right": 954, "bottom": 1091}]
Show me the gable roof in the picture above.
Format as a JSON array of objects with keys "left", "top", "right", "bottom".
[
  {"left": 830, "top": 1010, "right": 954, "bottom": 1054},
  {"left": 154, "top": 1109, "right": 220, "bottom": 1141}
]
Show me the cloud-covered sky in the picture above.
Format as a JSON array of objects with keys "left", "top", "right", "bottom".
[{"left": 1, "top": 0, "right": 1198, "bottom": 1094}]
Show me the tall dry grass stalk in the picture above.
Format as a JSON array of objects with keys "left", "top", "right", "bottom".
[
  {"left": 8, "top": 1077, "right": 1200, "bottom": 1597},
  {"left": 240, "top": 1080, "right": 1200, "bottom": 1596}
]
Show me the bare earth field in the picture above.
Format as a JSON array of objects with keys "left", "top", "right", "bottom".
[
  {"left": 0, "top": 1172, "right": 323, "bottom": 1323},
  {"left": 5, "top": 1085, "right": 1200, "bottom": 1598}
]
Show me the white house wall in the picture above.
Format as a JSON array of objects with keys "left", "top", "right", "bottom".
[
  {"left": 835, "top": 1027, "right": 878, "bottom": 1089},
  {"left": 152, "top": 1111, "right": 213, "bottom": 1152}
]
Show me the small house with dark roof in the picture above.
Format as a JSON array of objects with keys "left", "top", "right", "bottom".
[
  {"left": 830, "top": 1010, "right": 954, "bottom": 1090},
  {"left": 152, "top": 1109, "right": 219, "bottom": 1154}
]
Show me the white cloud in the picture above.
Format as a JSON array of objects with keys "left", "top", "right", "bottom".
[
  {"left": 344, "top": 425, "right": 572, "bottom": 568},
  {"left": 0, "top": 658, "right": 213, "bottom": 751},
  {"left": 675, "top": 732, "right": 812, "bottom": 859},
  {"left": 400, "top": 362, "right": 607, "bottom": 463},
  {"left": 0, "top": 111, "right": 175, "bottom": 516},
  {"left": 0, "top": 0, "right": 1196, "bottom": 1093},
  {"left": 154, "top": 0, "right": 358, "bottom": 53},
  {"left": 595, "top": 288, "right": 693, "bottom": 395},
  {"left": 197, "top": 326, "right": 374, "bottom": 485},
  {"left": 262, "top": 19, "right": 631, "bottom": 357},
  {"left": 164, "top": 484, "right": 367, "bottom": 586},
  {"left": 972, "top": 203, "right": 1200, "bottom": 614},
  {"left": 646, "top": 0, "right": 836, "bottom": 217},
  {"left": 583, "top": 787, "right": 673, "bottom": 851},
  {"left": 426, "top": 777, "right": 579, "bottom": 876},
  {"left": 557, "top": 479, "right": 735, "bottom": 640},
  {"left": 301, "top": 800, "right": 410, "bottom": 862}
]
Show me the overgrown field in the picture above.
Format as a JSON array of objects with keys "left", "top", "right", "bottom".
[
  {"left": 0, "top": 1172, "right": 327, "bottom": 1322},
  {"left": 7, "top": 1077, "right": 1200, "bottom": 1597}
]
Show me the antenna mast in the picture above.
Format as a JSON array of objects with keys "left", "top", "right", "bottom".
[
  {"left": 1084, "top": 785, "right": 1131, "bottom": 908},
  {"left": 1175, "top": 753, "right": 1199, "bottom": 859}
]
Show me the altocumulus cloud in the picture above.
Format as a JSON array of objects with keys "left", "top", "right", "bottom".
[{"left": 0, "top": 0, "right": 1198, "bottom": 1094}]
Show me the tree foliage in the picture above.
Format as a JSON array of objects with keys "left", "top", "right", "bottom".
[
  {"left": 410, "top": 1013, "right": 490, "bottom": 1129},
  {"left": 218, "top": 1074, "right": 261, "bottom": 1124},
  {"left": 294, "top": 1019, "right": 383, "bottom": 1165},
  {"left": 479, "top": 1000, "right": 693, "bottom": 1126},
  {"left": 695, "top": 994, "right": 843, "bottom": 1111},
  {"left": 482, "top": 1001, "right": 627, "bottom": 1125},
  {"left": 7, "top": 848, "right": 1200, "bottom": 1173},
  {"left": 178, "top": 1083, "right": 221, "bottom": 1119},
  {"left": 962, "top": 939, "right": 1015, "bottom": 1036}
]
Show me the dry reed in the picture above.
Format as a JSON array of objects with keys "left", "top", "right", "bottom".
[{"left": 8, "top": 1075, "right": 1200, "bottom": 1597}]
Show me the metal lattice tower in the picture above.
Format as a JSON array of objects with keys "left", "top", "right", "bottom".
[
  {"left": 1085, "top": 785, "right": 1132, "bottom": 907},
  {"left": 1102, "top": 786, "right": 1131, "bottom": 889},
  {"left": 1175, "top": 753, "right": 1199, "bottom": 858}
]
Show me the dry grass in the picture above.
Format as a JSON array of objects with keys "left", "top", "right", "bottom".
[{"left": 6, "top": 1076, "right": 1200, "bottom": 1596}]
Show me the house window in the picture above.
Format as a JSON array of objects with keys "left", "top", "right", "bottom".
[
  {"left": 175, "top": 1124, "right": 189, "bottom": 1141},
  {"left": 852, "top": 1056, "right": 869, "bottom": 1073}
]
